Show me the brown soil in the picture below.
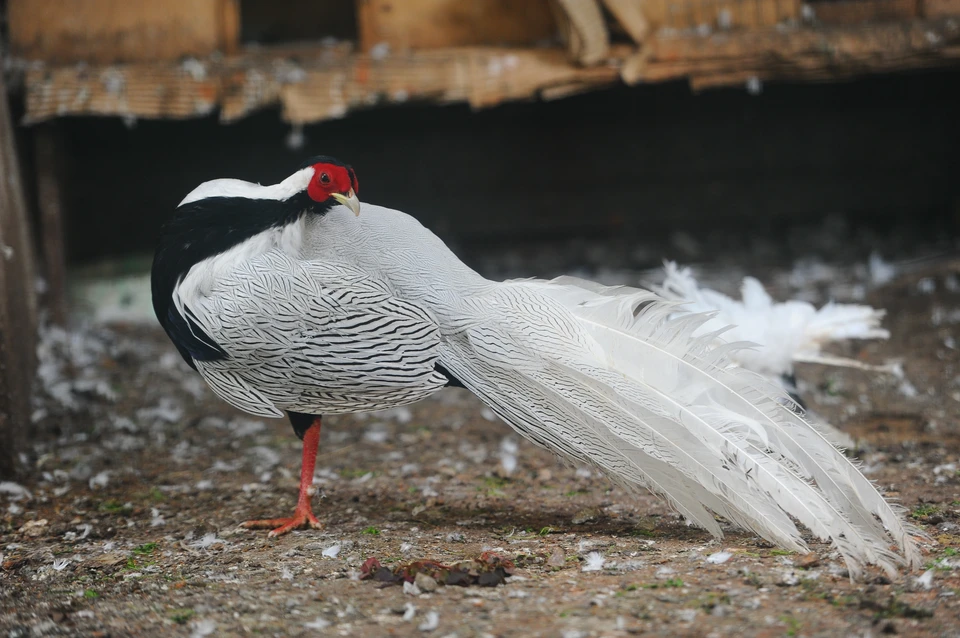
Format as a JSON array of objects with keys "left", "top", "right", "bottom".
[{"left": 2, "top": 257, "right": 959, "bottom": 638}]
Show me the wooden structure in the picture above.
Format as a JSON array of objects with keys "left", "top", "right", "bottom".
[
  {"left": 0, "top": 71, "right": 38, "bottom": 479},
  {"left": 7, "top": 0, "right": 960, "bottom": 127},
  {"left": 7, "top": 0, "right": 240, "bottom": 64},
  {"left": 0, "top": 0, "right": 959, "bottom": 476}
]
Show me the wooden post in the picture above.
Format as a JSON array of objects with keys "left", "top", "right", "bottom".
[
  {"left": 0, "top": 72, "right": 39, "bottom": 479},
  {"left": 34, "top": 124, "right": 68, "bottom": 325}
]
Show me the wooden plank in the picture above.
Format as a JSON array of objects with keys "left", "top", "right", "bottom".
[
  {"left": 550, "top": 0, "right": 611, "bottom": 65},
  {"left": 24, "top": 62, "right": 223, "bottom": 124},
  {"left": 647, "top": 20, "right": 960, "bottom": 61},
  {"left": 602, "top": 0, "right": 651, "bottom": 44},
  {"left": 643, "top": 0, "right": 800, "bottom": 30},
  {"left": 357, "top": 0, "right": 557, "bottom": 53},
  {"left": 8, "top": 0, "right": 240, "bottom": 63},
  {"left": 0, "top": 72, "right": 38, "bottom": 479},
  {"left": 811, "top": 0, "right": 918, "bottom": 25},
  {"left": 34, "top": 125, "right": 68, "bottom": 326},
  {"left": 925, "top": 0, "right": 960, "bottom": 16}
]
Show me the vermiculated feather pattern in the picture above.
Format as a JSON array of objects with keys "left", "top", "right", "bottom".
[{"left": 181, "top": 250, "right": 448, "bottom": 417}]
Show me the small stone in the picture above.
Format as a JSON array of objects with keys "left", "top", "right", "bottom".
[
  {"left": 572, "top": 508, "right": 599, "bottom": 525},
  {"left": 415, "top": 572, "right": 439, "bottom": 593},
  {"left": 18, "top": 519, "right": 48, "bottom": 537},
  {"left": 547, "top": 547, "right": 566, "bottom": 568},
  {"left": 537, "top": 468, "right": 553, "bottom": 482},
  {"left": 796, "top": 553, "right": 820, "bottom": 568}
]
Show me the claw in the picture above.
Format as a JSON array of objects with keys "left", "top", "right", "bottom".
[{"left": 242, "top": 505, "right": 323, "bottom": 537}]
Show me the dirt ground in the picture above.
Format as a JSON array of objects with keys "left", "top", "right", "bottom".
[{"left": 2, "top": 244, "right": 959, "bottom": 637}]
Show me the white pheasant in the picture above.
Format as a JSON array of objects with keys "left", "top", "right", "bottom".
[{"left": 151, "top": 157, "right": 922, "bottom": 577}]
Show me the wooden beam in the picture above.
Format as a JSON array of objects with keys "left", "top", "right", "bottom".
[
  {"left": 34, "top": 124, "right": 68, "bottom": 326},
  {"left": 7, "top": 0, "right": 240, "bottom": 64},
  {"left": 16, "top": 20, "right": 960, "bottom": 125},
  {"left": 602, "top": 0, "right": 650, "bottom": 45},
  {"left": 0, "top": 72, "right": 39, "bottom": 479},
  {"left": 356, "top": 0, "right": 557, "bottom": 53},
  {"left": 550, "top": 0, "right": 611, "bottom": 65}
]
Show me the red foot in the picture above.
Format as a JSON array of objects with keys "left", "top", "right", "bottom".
[
  {"left": 241, "top": 505, "right": 323, "bottom": 537},
  {"left": 242, "top": 417, "right": 325, "bottom": 538}
]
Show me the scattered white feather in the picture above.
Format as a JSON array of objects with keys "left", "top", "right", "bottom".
[
  {"left": 418, "top": 610, "right": 439, "bottom": 632},
  {"left": 403, "top": 581, "right": 422, "bottom": 596},
  {"left": 189, "top": 533, "right": 226, "bottom": 550},
  {"left": 891, "top": 363, "right": 919, "bottom": 398},
  {"left": 917, "top": 278, "right": 936, "bottom": 294},
  {"left": 403, "top": 602, "right": 416, "bottom": 621},
  {"left": 377, "top": 406, "right": 413, "bottom": 423},
  {"left": 500, "top": 437, "right": 519, "bottom": 475},
  {"left": 136, "top": 398, "right": 183, "bottom": 424},
  {"left": 303, "top": 617, "right": 330, "bottom": 630},
  {"left": 230, "top": 418, "right": 267, "bottom": 437},
  {"left": 582, "top": 551, "right": 606, "bottom": 572},
  {"left": 916, "top": 568, "right": 935, "bottom": 590},
  {"left": 400, "top": 542, "right": 415, "bottom": 554},
  {"left": 869, "top": 253, "right": 897, "bottom": 286},
  {"left": 659, "top": 261, "right": 890, "bottom": 378},
  {"left": 0, "top": 482, "right": 31, "bottom": 501},
  {"left": 364, "top": 425, "right": 389, "bottom": 443},
  {"left": 322, "top": 543, "right": 341, "bottom": 558},
  {"left": 190, "top": 619, "right": 217, "bottom": 638},
  {"left": 88, "top": 471, "right": 110, "bottom": 490},
  {"left": 706, "top": 551, "right": 733, "bottom": 564},
  {"left": 51, "top": 558, "right": 71, "bottom": 571},
  {"left": 946, "top": 274, "right": 959, "bottom": 292},
  {"left": 247, "top": 446, "right": 281, "bottom": 470},
  {"left": 150, "top": 508, "right": 166, "bottom": 527},
  {"left": 281, "top": 567, "right": 294, "bottom": 580}
]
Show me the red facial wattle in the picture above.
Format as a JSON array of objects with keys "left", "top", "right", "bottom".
[{"left": 306, "top": 163, "right": 356, "bottom": 203}]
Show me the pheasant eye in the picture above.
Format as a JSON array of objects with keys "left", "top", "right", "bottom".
[{"left": 319, "top": 172, "right": 331, "bottom": 185}]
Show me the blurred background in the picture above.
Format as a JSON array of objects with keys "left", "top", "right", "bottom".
[{"left": 0, "top": 0, "right": 958, "bottom": 472}]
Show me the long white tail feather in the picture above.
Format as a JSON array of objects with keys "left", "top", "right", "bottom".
[
  {"left": 540, "top": 360, "right": 812, "bottom": 552},
  {"left": 543, "top": 277, "right": 923, "bottom": 570},
  {"left": 440, "top": 338, "right": 731, "bottom": 537},
  {"left": 553, "top": 297, "right": 902, "bottom": 575},
  {"left": 440, "top": 276, "right": 922, "bottom": 577}
]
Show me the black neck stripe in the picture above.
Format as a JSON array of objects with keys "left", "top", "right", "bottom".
[{"left": 151, "top": 191, "right": 331, "bottom": 366}]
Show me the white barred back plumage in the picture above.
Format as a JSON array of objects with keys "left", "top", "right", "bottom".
[
  {"left": 186, "top": 251, "right": 448, "bottom": 417},
  {"left": 156, "top": 164, "right": 923, "bottom": 574}
]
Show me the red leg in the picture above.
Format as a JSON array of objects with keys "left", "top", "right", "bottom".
[{"left": 242, "top": 417, "right": 324, "bottom": 537}]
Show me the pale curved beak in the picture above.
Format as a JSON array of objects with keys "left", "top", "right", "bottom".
[{"left": 331, "top": 189, "right": 361, "bottom": 216}]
